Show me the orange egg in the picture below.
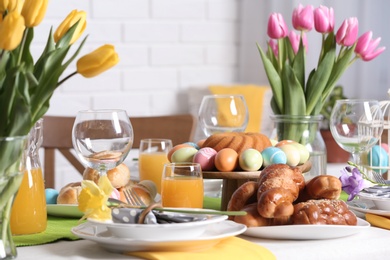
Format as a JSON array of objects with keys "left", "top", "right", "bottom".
[
  {"left": 167, "top": 144, "right": 192, "bottom": 162},
  {"left": 215, "top": 148, "right": 238, "bottom": 172}
]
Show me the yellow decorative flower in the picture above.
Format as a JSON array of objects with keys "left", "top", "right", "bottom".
[
  {"left": 0, "top": 0, "right": 18, "bottom": 13},
  {"left": 78, "top": 175, "right": 113, "bottom": 221},
  {"left": 21, "top": 0, "right": 48, "bottom": 27},
  {"left": 54, "top": 9, "right": 86, "bottom": 44},
  {"left": 77, "top": 44, "right": 119, "bottom": 78},
  {"left": 0, "top": 11, "right": 25, "bottom": 50}
]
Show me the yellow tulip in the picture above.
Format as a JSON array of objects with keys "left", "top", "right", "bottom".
[
  {"left": 21, "top": 0, "right": 48, "bottom": 27},
  {"left": 76, "top": 44, "right": 119, "bottom": 78},
  {"left": 0, "top": 0, "right": 18, "bottom": 13},
  {"left": 54, "top": 10, "right": 86, "bottom": 44},
  {"left": 0, "top": 11, "right": 25, "bottom": 51}
]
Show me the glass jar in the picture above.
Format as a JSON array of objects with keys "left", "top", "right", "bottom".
[
  {"left": 270, "top": 115, "right": 327, "bottom": 181},
  {"left": 10, "top": 119, "right": 47, "bottom": 235}
]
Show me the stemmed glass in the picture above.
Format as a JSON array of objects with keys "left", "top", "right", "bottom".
[
  {"left": 329, "top": 99, "right": 383, "bottom": 165},
  {"left": 198, "top": 94, "right": 249, "bottom": 137},
  {"left": 72, "top": 109, "right": 134, "bottom": 176}
]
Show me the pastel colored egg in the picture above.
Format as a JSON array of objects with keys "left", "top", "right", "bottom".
[
  {"left": 239, "top": 148, "right": 263, "bottom": 171},
  {"left": 261, "top": 147, "right": 287, "bottom": 167},
  {"left": 367, "top": 145, "right": 389, "bottom": 174},
  {"left": 193, "top": 147, "right": 217, "bottom": 171},
  {"left": 171, "top": 147, "right": 199, "bottom": 163},
  {"left": 275, "top": 140, "right": 297, "bottom": 147},
  {"left": 167, "top": 144, "right": 192, "bottom": 162},
  {"left": 184, "top": 142, "right": 200, "bottom": 150},
  {"left": 381, "top": 143, "right": 389, "bottom": 153},
  {"left": 45, "top": 188, "right": 59, "bottom": 204},
  {"left": 215, "top": 148, "right": 239, "bottom": 172},
  {"left": 291, "top": 142, "right": 310, "bottom": 164},
  {"left": 279, "top": 144, "right": 300, "bottom": 167}
]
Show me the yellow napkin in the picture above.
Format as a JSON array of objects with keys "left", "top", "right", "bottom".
[
  {"left": 208, "top": 85, "right": 270, "bottom": 133},
  {"left": 365, "top": 213, "right": 390, "bottom": 229},
  {"left": 127, "top": 236, "right": 275, "bottom": 260}
]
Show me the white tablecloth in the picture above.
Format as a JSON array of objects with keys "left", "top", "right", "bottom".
[{"left": 16, "top": 226, "right": 390, "bottom": 260}]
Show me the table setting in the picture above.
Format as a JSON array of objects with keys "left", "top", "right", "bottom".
[{"left": 3, "top": 3, "right": 390, "bottom": 260}]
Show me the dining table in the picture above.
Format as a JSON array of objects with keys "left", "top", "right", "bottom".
[{"left": 12, "top": 162, "right": 390, "bottom": 259}]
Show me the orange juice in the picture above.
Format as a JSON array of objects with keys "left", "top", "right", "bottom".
[
  {"left": 139, "top": 152, "right": 169, "bottom": 193},
  {"left": 161, "top": 177, "right": 204, "bottom": 208},
  {"left": 10, "top": 168, "right": 47, "bottom": 235}
]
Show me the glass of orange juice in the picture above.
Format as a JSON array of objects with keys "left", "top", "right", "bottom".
[
  {"left": 10, "top": 118, "right": 47, "bottom": 235},
  {"left": 161, "top": 162, "right": 204, "bottom": 208},
  {"left": 138, "top": 139, "right": 172, "bottom": 194}
]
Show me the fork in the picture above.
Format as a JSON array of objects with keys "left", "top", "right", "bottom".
[
  {"left": 367, "top": 170, "right": 388, "bottom": 185},
  {"left": 123, "top": 187, "right": 146, "bottom": 206}
]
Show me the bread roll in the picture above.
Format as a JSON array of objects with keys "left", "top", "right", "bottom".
[
  {"left": 292, "top": 199, "right": 357, "bottom": 225},
  {"left": 57, "top": 182, "right": 82, "bottom": 204},
  {"left": 83, "top": 163, "right": 130, "bottom": 188}
]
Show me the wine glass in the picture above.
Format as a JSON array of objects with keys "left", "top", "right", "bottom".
[
  {"left": 198, "top": 94, "right": 249, "bottom": 137},
  {"left": 72, "top": 109, "right": 134, "bottom": 175},
  {"left": 329, "top": 99, "right": 383, "bottom": 165}
]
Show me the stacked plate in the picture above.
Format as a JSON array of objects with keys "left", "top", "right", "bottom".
[
  {"left": 347, "top": 185, "right": 390, "bottom": 217},
  {"left": 71, "top": 210, "right": 246, "bottom": 253}
]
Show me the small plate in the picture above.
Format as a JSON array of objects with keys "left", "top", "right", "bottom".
[
  {"left": 71, "top": 220, "right": 246, "bottom": 253},
  {"left": 242, "top": 218, "right": 369, "bottom": 240},
  {"left": 346, "top": 198, "right": 390, "bottom": 217},
  {"left": 88, "top": 210, "right": 228, "bottom": 240},
  {"left": 46, "top": 204, "right": 83, "bottom": 218}
]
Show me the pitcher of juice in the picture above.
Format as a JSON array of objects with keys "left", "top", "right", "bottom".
[{"left": 10, "top": 118, "right": 47, "bottom": 235}]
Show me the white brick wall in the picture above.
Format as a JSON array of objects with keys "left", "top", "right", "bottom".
[{"left": 35, "top": 0, "right": 240, "bottom": 189}]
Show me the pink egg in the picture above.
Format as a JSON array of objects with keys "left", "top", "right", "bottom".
[
  {"left": 381, "top": 143, "right": 389, "bottom": 152},
  {"left": 193, "top": 147, "right": 217, "bottom": 171}
]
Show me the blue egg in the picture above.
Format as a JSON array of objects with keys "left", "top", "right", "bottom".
[
  {"left": 184, "top": 142, "right": 200, "bottom": 150},
  {"left": 367, "top": 145, "right": 389, "bottom": 174},
  {"left": 45, "top": 188, "right": 59, "bottom": 204},
  {"left": 261, "top": 147, "right": 287, "bottom": 167}
]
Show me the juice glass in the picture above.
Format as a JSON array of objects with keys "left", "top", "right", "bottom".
[
  {"left": 10, "top": 118, "right": 47, "bottom": 235},
  {"left": 138, "top": 139, "right": 172, "bottom": 194},
  {"left": 10, "top": 168, "right": 47, "bottom": 235},
  {"left": 161, "top": 162, "right": 204, "bottom": 208}
]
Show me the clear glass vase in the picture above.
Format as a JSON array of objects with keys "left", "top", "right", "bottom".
[
  {"left": 270, "top": 115, "right": 327, "bottom": 181},
  {"left": 0, "top": 136, "right": 28, "bottom": 259}
]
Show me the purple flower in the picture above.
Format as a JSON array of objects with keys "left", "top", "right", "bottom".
[{"left": 339, "top": 167, "right": 368, "bottom": 201}]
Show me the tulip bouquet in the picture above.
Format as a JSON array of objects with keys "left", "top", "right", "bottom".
[
  {"left": 0, "top": 1, "right": 118, "bottom": 257},
  {"left": 258, "top": 4, "right": 385, "bottom": 117}
]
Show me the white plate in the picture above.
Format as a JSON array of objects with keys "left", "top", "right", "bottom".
[
  {"left": 46, "top": 204, "right": 83, "bottom": 218},
  {"left": 242, "top": 218, "right": 369, "bottom": 240},
  {"left": 88, "top": 211, "right": 228, "bottom": 240},
  {"left": 347, "top": 198, "right": 390, "bottom": 217},
  {"left": 71, "top": 220, "right": 246, "bottom": 253}
]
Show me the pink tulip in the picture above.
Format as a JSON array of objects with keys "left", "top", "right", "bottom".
[
  {"left": 355, "top": 31, "right": 386, "bottom": 61},
  {"left": 292, "top": 4, "right": 314, "bottom": 31},
  {"left": 288, "top": 31, "right": 308, "bottom": 54},
  {"left": 269, "top": 39, "right": 278, "bottom": 56},
  {"left": 336, "top": 17, "right": 359, "bottom": 46},
  {"left": 267, "top": 13, "right": 288, "bottom": 39},
  {"left": 314, "top": 5, "right": 334, "bottom": 33}
]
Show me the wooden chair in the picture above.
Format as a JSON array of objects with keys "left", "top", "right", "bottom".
[{"left": 42, "top": 114, "right": 196, "bottom": 188}]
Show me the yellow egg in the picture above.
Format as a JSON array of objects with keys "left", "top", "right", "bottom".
[
  {"left": 171, "top": 147, "right": 198, "bottom": 163},
  {"left": 168, "top": 144, "right": 192, "bottom": 162},
  {"left": 215, "top": 148, "right": 238, "bottom": 172},
  {"left": 279, "top": 144, "right": 300, "bottom": 167},
  {"left": 291, "top": 142, "right": 310, "bottom": 164}
]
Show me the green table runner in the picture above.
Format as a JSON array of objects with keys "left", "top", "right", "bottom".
[{"left": 13, "top": 216, "right": 83, "bottom": 247}]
